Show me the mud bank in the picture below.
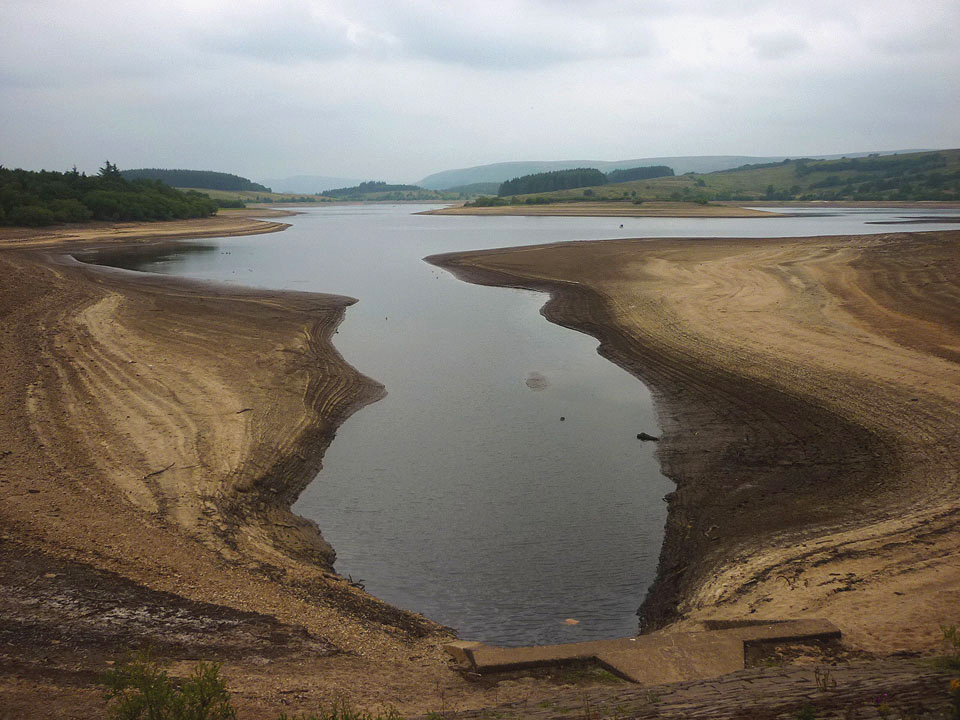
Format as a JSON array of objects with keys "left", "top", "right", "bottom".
[
  {"left": 3, "top": 215, "right": 959, "bottom": 717},
  {"left": 428, "top": 230, "right": 960, "bottom": 654},
  {"left": 0, "top": 217, "right": 475, "bottom": 718}
]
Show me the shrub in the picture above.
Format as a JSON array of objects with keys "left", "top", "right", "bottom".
[
  {"left": 277, "top": 701, "right": 403, "bottom": 720},
  {"left": 943, "top": 624, "right": 960, "bottom": 669},
  {"left": 49, "top": 198, "right": 93, "bottom": 222},
  {"left": 8, "top": 204, "right": 56, "bottom": 226},
  {"left": 102, "top": 651, "right": 236, "bottom": 720}
]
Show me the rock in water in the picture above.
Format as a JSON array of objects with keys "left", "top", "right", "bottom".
[{"left": 637, "top": 432, "right": 660, "bottom": 442}]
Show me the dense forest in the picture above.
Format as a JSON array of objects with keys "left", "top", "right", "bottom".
[
  {"left": 0, "top": 162, "right": 218, "bottom": 226},
  {"left": 498, "top": 168, "right": 608, "bottom": 196},
  {"left": 497, "top": 165, "right": 674, "bottom": 196},
  {"left": 605, "top": 165, "right": 674, "bottom": 183},
  {"left": 121, "top": 168, "right": 271, "bottom": 192}
]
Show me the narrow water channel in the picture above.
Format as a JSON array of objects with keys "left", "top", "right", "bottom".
[{"left": 87, "top": 205, "right": 960, "bottom": 645}]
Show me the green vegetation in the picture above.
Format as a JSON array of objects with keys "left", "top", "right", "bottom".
[
  {"left": 940, "top": 624, "right": 960, "bottom": 670},
  {"left": 103, "top": 654, "right": 411, "bottom": 720},
  {"left": 211, "top": 198, "right": 246, "bottom": 209},
  {"left": 492, "top": 165, "right": 674, "bottom": 200},
  {"left": 444, "top": 182, "right": 501, "bottom": 196},
  {"left": 0, "top": 162, "right": 217, "bottom": 226},
  {"left": 498, "top": 168, "right": 608, "bottom": 196},
  {"left": 187, "top": 187, "right": 327, "bottom": 204},
  {"left": 482, "top": 149, "right": 960, "bottom": 206},
  {"left": 324, "top": 180, "right": 424, "bottom": 198},
  {"left": 605, "top": 165, "right": 674, "bottom": 183},
  {"left": 307, "top": 181, "right": 468, "bottom": 202},
  {"left": 321, "top": 180, "right": 463, "bottom": 202},
  {"left": 102, "top": 652, "right": 235, "bottom": 720},
  {"left": 122, "top": 168, "right": 271, "bottom": 193},
  {"left": 277, "top": 702, "right": 403, "bottom": 720}
]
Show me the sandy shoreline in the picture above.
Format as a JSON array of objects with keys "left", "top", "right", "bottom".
[
  {"left": 428, "top": 230, "right": 960, "bottom": 655},
  {"left": 0, "top": 216, "right": 481, "bottom": 718},
  {"left": 2, "top": 214, "right": 958, "bottom": 717}
]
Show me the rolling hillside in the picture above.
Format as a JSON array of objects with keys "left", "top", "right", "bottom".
[
  {"left": 417, "top": 150, "right": 927, "bottom": 190},
  {"left": 486, "top": 149, "right": 960, "bottom": 204},
  {"left": 122, "top": 168, "right": 270, "bottom": 192}
]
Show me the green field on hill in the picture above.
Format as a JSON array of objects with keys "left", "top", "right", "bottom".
[
  {"left": 180, "top": 187, "right": 327, "bottom": 204},
  {"left": 481, "top": 149, "right": 960, "bottom": 205}
]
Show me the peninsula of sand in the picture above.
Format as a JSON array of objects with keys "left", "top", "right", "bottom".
[
  {"left": 428, "top": 230, "right": 960, "bottom": 652},
  {"left": 2, "top": 211, "right": 958, "bottom": 717}
]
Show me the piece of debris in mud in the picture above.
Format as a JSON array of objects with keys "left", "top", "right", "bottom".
[
  {"left": 525, "top": 371, "right": 549, "bottom": 390},
  {"left": 637, "top": 432, "right": 659, "bottom": 442}
]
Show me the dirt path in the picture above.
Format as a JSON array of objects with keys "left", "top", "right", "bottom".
[{"left": 429, "top": 230, "right": 960, "bottom": 655}]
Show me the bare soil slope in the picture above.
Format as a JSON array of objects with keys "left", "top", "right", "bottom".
[{"left": 429, "top": 230, "right": 960, "bottom": 655}]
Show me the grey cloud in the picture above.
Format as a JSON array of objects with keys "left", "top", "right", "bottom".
[
  {"left": 192, "top": 2, "right": 657, "bottom": 70},
  {"left": 1, "top": 0, "right": 957, "bottom": 181},
  {"left": 195, "top": 6, "right": 371, "bottom": 63},
  {"left": 750, "top": 30, "right": 808, "bottom": 60}
]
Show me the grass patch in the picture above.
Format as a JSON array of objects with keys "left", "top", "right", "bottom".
[
  {"left": 552, "top": 663, "right": 624, "bottom": 686},
  {"left": 278, "top": 703, "right": 404, "bottom": 720},
  {"left": 102, "top": 651, "right": 235, "bottom": 720},
  {"left": 934, "top": 624, "right": 960, "bottom": 671}
]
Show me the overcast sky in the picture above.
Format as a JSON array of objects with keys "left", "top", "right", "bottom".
[{"left": 2, "top": 0, "right": 958, "bottom": 183}]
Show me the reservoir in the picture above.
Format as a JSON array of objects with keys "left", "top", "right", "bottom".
[{"left": 88, "top": 205, "right": 960, "bottom": 646}]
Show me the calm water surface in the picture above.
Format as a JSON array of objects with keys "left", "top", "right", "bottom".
[{"left": 90, "top": 205, "right": 960, "bottom": 645}]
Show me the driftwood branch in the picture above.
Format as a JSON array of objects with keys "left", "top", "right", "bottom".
[{"left": 142, "top": 462, "right": 175, "bottom": 480}]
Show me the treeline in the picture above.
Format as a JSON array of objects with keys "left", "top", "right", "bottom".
[
  {"left": 121, "top": 168, "right": 271, "bottom": 192},
  {"left": 0, "top": 162, "right": 218, "bottom": 226},
  {"left": 323, "top": 180, "right": 423, "bottom": 198},
  {"left": 498, "top": 168, "right": 607, "bottom": 196},
  {"left": 605, "top": 165, "right": 674, "bottom": 183},
  {"left": 794, "top": 153, "right": 947, "bottom": 177},
  {"left": 498, "top": 165, "right": 673, "bottom": 196}
]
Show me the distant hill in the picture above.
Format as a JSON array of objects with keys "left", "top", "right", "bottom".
[
  {"left": 418, "top": 151, "right": 930, "bottom": 190},
  {"left": 481, "top": 149, "right": 960, "bottom": 204},
  {"left": 261, "top": 175, "right": 363, "bottom": 194},
  {"left": 121, "top": 168, "right": 270, "bottom": 192}
]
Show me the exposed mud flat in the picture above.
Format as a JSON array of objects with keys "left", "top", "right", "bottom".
[
  {"left": 3, "top": 216, "right": 959, "bottom": 717},
  {"left": 0, "top": 218, "right": 473, "bottom": 718},
  {"left": 429, "top": 230, "right": 960, "bottom": 654}
]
